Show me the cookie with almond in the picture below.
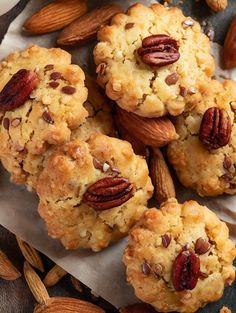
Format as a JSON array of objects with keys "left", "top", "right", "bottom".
[
  {"left": 123, "top": 199, "right": 236, "bottom": 313},
  {"left": 36, "top": 133, "right": 153, "bottom": 251},
  {"left": 168, "top": 79, "right": 236, "bottom": 197},
  {"left": 94, "top": 3, "right": 215, "bottom": 118}
]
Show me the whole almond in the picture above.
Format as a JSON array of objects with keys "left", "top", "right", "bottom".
[
  {"left": 23, "top": 0, "right": 88, "bottom": 34},
  {"left": 34, "top": 297, "right": 105, "bottom": 313},
  {"left": 206, "top": 0, "right": 227, "bottom": 11},
  {"left": 116, "top": 107, "right": 178, "bottom": 148},
  {"left": 70, "top": 275, "right": 83, "bottom": 293},
  {"left": 43, "top": 264, "right": 67, "bottom": 287},
  {"left": 150, "top": 148, "right": 176, "bottom": 204},
  {"left": 0, "top": 250, "right": 21, "bottom": 280},
  {"left": 16, "top": 237, "right": 44, "bottom": 272},
  {"left": 57, "top": 4, "right": 122, "bottom": 46},
  {"left": 24, "top": 262, "right": 50, "bottom": 305},
  {"left": 224, "top": 17, "right": 236, "bottom": 69}
]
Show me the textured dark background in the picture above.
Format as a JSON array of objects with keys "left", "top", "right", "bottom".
[{"left": 0, "top": 1, "right": 236, "bottom": 312}]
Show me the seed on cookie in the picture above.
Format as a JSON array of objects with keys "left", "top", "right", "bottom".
[
  {"left": 165, "top": 73, "right": 179, "bottom": 86},
  {"left": 48, "top": 81, "right": 59, "bottom": 89},
  {"left": 195, "top": 237, "right": 211, "bottom": 255},
  {"left": 3, "top": 117, "right": 10, "bottom": 130},
  {"left": 42, "top": 111, "right": 54, "bottom": 124},
  {"left": 179, "top": 86, "right": 188, "bottom": 97},
  {"left": 61, "top": 86, "right": 76, "bottom": 95},
  {"left": 161, "top": 234, "right": 171, "bottom": 248},
  {"left": 11, "top": 118, "right": 22, "bottom": 127},
  {"left": 50, "top": 72, "right": 63, "bottom": 81},
  {"left": 142, "top": 260, "right": 151, "bottom": 276},
  {"left": 223, "top": 155, "right": 232, "bottom": 170},
  {"left": 44, "top": 64, "right": 54, "bottom": 72},
  {"left": 125, "top": 22, "right": 134, "bottom": 30}
]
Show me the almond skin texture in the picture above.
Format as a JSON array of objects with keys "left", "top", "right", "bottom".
[
  {"left": 224, "top": 17, "right": 236, "bottom": 69},
  {"left": 34, "top": 297, "right": 105, "bottom": 313},
  {"left": 206, "top": 0, "right": 227, "bottom": 11},
  {"left": 23, "top": 0, "right": 88, "bottom": 34},
  {"left": 57, "top": 4, "right": 123, "bottom": 46},
  {"left": 24, "top": 262, "right": 50, "bottom": 305},
  {"left": 43, "top": 265, "right": 67, "bottom": 287},
  {"left": 116, "top": 107, "right": 178, "bottom": 147},
  {"left": 0, "top": 250, "right": 21, "bottom": 280},
  {"left": 16, "top": 237, "right": 44, "bottom": 272},
  {"left": 150, "top": 148, "right": 176, "bottom": 204}
]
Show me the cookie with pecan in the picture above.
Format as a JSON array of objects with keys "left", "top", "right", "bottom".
[
  {"left": 36, "top": 133, "right": 153, "bottom": 251},
  {"left": 123, "top": 199, "right": 236, "bottom": 313},
  {"left": 94, "top": 3, "right": 215, "bottom": 118},
  {"left": 0, "top": 45, "right": 88, "bottom": 189},
  {"left": 168, "top": 79, "right": 236, "bottom": 196}
]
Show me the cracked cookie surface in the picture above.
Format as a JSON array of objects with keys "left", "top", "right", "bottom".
[
  {"left": 36, "top": 133, "right": 153, "bottom": 251},
  {"left": 123, "top": 199, "right": 236, "bottom": 313},
  {"left": 0, "top": 45, "right": 88, "bottom": 189},
  {"left": 168, "top": 80, "right": 236, "bottom": 197},
  {"left": 94, "top": 3, "right": 214, "bottom": 118}
]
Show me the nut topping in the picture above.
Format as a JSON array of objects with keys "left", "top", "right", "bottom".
[
  {"left": 50, "top": 72, "right": 63, "bottom": 81},
  {"left": 161, "top": 234, "right": 171, "bottom": 248},
  {"left": 0, "top": 69, "right": 39, "bottom": 111},
  {"left": 11, "top": 118, "right": 21, "bottom": 127},
  {"left": 195, "top": 237, "right": 210, "bottom": 255},
  {"left": 142, "top": 260, "right": 151, "bottom": 276},
  {"left": 223, "top": 155, "right": 232, "bottom": 170},
  {"left": 172, "top": 247, "right": 200, "bottom": 291},
  {"left": 61, "top": 86, "right": 76, "bottom": 95},
  {"left": 199, "top": 107, "right": 231, "bottom": 150},
  {"left": 42, "top": 111, "right": 54, "bottom": 124},
  {"left": 137, "top": 34, "right": 180, "bottom": 67},
  {"left": 83, "top": 177, "right": 134, "bottom": 211},
  {"left": 3, "top": 118, "right": 10, "bottom": 130},
  {"left": 125, "top": 23, "right": 134, "bottom": 30},
  {"left": 165, "top": 73, "right": 179, "bottom": 85}
]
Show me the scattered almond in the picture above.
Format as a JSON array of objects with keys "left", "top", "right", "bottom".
[
  {"left": 23, "top": 0, "right": 88, "bottom": 34},
  {"left": 57, "top": 4, "right": 123, "bottom": 46},
  {"left": 116, "top": 107, "right": 178, "bottom": 148},
  {"left": 43, "top": 264, "right": 67, "bottom": 287},
  {"left": 34, "top": 296, "right": 105, "bottom": 313},
  {"left": 16, "top": 236, "right": 44, "bottom": 272},
  {"left": 70, "top": 275, "right": 83, "bottom": 293},
  {"left": 0, "top": 250, "right": 21, "bottom": 280},
  {"left": 150, "top": 148, "right": 176, "bottom": 204},
  {"left": 223, "top": 17, "right": 236, "bottom": 69},
  {"left": 24, "top": 261, "right": 50, "bottom": 305},
  {"left": 205, "top": 0, "right": 227, "bottom": 12}
]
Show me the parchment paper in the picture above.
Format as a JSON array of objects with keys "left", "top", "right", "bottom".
[{"left": 0, "top": 0, "right": 235, "bottom": 309}]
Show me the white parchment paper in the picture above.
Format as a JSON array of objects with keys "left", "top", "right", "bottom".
[{"left": 0, "top": 0, "right": 235, "bottom": 308}]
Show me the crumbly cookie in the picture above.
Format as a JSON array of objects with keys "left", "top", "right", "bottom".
[
  {"left": 94, "top": 3, "right": 215, "bottom": 118},
  {"left": 168, "top": 79, "right": 236, "bottom": 197},
  {"left": 0, "top": 45, "right": 88, "bottom": 189},
  {"left": 123, "top": 199, "right": 236, "bottom": 313},
  {"left": 36, "top": 133, "right": 153, "bottom": 251}
]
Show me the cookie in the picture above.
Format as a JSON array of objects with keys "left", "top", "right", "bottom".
[
  {"left": 0, "top": 45, "right": 88, "bottom": 189},
  {"left": 123, "top": 199, "right": 236, "bottom": 313},
  {"left": 94, "top": 3, "right": 215, "bottom": 118},
  {"left": 36, "top": 133, "right": 153, "bottom": 251},
  {"left": 168, "top": 79, "right": 236, "bottom": 197}
]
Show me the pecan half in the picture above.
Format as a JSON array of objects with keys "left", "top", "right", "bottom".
[
  {"left": 199, "top": 107, "right": 231, "bottom": 150},
  {"left": 0, "top": 69, "right": 39, "bottom": 111},
  {"left": 172, "top": 248, "right": 200, "bottom": 291},
  {"left": 137, "top": 34, "right": 180, "bottom": 67},
  {"left": 83, "top": 177, "right": 134, "bottom": 211}
]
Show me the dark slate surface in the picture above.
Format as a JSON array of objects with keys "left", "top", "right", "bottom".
[{"left": 0, "top": 1, "right": 235, "bottom": 312}]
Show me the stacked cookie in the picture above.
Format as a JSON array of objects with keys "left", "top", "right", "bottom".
[
  {"left": 0, "top": 3, "right": 235, "bottom": 313},
  {"left": 94, "top": 3, "right": 236, "bottom": 312},
  {"left": 0, "top": 45, "right": 153, "bottom": 252}
]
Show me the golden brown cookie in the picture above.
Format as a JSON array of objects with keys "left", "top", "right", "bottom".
[
  {"left": 168, "top": 80, "right": 236, "bottom": 197},
  {"left": 124, "top": 199, "right": 236, "bottom": 313},
  {"left": 94, "top": 3, "right": 215, "bottom": 118},
  {"left": 0, "top": 45, "right": 88, "bottom": 189},
  {"left": 36, "top": 133, "right": 153, "bottom": 251}
]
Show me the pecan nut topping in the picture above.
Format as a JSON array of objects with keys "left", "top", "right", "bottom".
[
  {"left": 0, "top": 69, "right": 39, "bottom": 112},
  {"left": 83, "top": 176, "right": 134, "bottom": 211},
  {"left": 137, "top": 34, "right": 180, "bottom": 67},
  {"left": 199, "top": 107, "right": 231, "bottom": 150},
  {"left": 172, "top": 247, "right": 200, "bottom": 291}
]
